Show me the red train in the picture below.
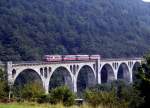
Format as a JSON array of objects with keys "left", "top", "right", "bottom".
[
  {"left": 43, "top": 55, "right": 100, "bottom": 62},
  {"left": 43, "top": 55, "right": 62, "bottom": 62}
]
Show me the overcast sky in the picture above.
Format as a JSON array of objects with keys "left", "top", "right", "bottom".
[{"left": 143, "top": 0, "right": 150, "bottom": 2}]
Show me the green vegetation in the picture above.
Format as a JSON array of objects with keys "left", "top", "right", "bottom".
[
  {"left": 84, "top": 81, "right": 143, "bottom": 108},
  {"left": 0, "top": 69, "right": 9, "bottom": 99},
  {"left": 37, "top": 86, "right": 76, "bottom": 106},
  {"left": 0, "top": 103, "right": 107, "bottom": 108},
  {"left": 84, "top": 89, "right": 118, "bottom": 108},
  {"left": 13, "top": 85, "right": 75, "bottom": 106},
  {"left": 0, "top": 0, "right": 150, "bottom": 61},
  {"left": 49, "top": 86, "right": 76, "bottom": 106},
  {"left": 13, "top": 82, "right": 45, "bottom": 101},
  {"left": 134, "top": 54, "right": 150, "bottom": 107}
]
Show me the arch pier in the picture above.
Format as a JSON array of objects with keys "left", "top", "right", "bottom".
[{"left": 6, "top": 58, "right": 142, "bottom": 93}]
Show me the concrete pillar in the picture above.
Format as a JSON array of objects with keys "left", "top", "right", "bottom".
[
  {"left": 6, "top": 61, "right": 13, "bottom": 85},
  {"left": 98, "top": 70, "right": 101, "bottom": 84},
  {"left": 97, "top": 57, "right": 101, "bottom": 84},
  {"left": 73, "top": 76, "right": 77, "bottom": 93},
  {"left": 114, "top": 70, "right": 118, "bottom": 80},
  {"left": 129, "top": 68, "right": 133, "bottom": 83},
  {"left": 43, "top": 79, "right": 49, "bottom": 94},
  {"left": 6, "top": 61, "right": 13, "bottom": 100}
]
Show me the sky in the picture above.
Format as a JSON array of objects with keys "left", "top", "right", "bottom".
[{"left": 143, "top": 0, "right": 150, "bottom": 2}]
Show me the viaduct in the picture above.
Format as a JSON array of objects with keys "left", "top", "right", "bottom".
[{"left": 1, "top": 57, "right": 142, "bottom": 93}]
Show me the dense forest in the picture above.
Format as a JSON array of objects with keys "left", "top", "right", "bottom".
[{"left": 0, "top": 0, "right": 150, "bottom": 61}]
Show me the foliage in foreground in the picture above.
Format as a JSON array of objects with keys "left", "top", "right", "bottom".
[
  {"left": 84, "top": 81, "right": 144, "bottom": 108},
  {"left": 0, "top": 103, "right": 110, "bottom": 108},
  {"left": 37, "top": 86, "right": 76, "bottom": 106},
  {"left": 134, "top": 54, "right": 150, "bottom": 108},
  {"left": 84, "top": 89, "right": 119, "bottom": 108},
  {"left": 0, "top": 69, "right": 9, "bottom": 99},
  {"left": 13, "top": 82, "right": 45, "bottom": 101},
  {"left": 49, "top": 86, "right": 76, "bottom": 106},
  {"left": 13, "top": 83, "right": 76, "bottom": 106}
]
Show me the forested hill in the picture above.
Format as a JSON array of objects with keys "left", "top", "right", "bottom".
[{"left": 0, "top": 0, "right": 150, "bottom": 61}]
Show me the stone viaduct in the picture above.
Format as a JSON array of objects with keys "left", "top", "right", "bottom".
[{"left": 4, "top": 57, "right": 142, "bottom": 93}]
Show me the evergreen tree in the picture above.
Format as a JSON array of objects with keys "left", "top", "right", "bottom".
[{"left": 134, "top": 54, "right": 150, "bottom": 107}]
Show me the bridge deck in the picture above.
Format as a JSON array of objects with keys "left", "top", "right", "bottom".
[
  {"left": 1, "top": 57, "right": 143, "bottom": 67},
  {"left": 12, "top": 60, "right": 97, "bottom": 67}
]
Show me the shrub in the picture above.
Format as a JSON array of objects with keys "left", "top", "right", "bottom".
[
  {"left": 15, "top": 82, "right": 45, "bottom": 101},
  {"left": 49, "top": 86, "right": 76, "bottom": 106},
  {"left": 37, "top": 94, "right": 50, "bottom": 104},
  {"left": 84, "top": 89, "right": 118, "bottom": 108},
  {"left": 114, "top": 80, "right": 144, "bottom": 108},
  {"left": 0, "top": 69, "right": 9, "bottom": 100}
]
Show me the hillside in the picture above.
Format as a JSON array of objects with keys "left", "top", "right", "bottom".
[{"left": 0, "top": 0, "right": 150, "bottom": 61}]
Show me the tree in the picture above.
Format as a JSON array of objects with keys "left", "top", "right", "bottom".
[
  {"left": 134, "top": 54, "right": 150, "bottom": 107},
  {"left": 0, "top": 69, "right": 9, "bottom": 99},
  {"left": 0, "top": 0, "right": 150, "bottom": 61},
  {"left": 114, "top": 80, "right": 144, "bottom": 108},
  {"left": 86, "top": 80, "right": 143, "bottom": 108},
  {"left": 14, "top": 82, "right": 45, "bottom": 101},
  {"left": 84, "top": 89, "right": 118, "bottom": 108},
  {"left": 49, "top": 86, "right": 76, "bottom": 106}
]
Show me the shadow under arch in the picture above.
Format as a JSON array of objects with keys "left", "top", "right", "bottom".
[
  {"left": 117, "top": 63, "right": 130, "bottom": 82},
  {"left": 132, "top": 62, "right": 141, "bottom": 82},
  {"left": 77, "top": 65, "right": 96, "bottom": 94},
  {"left": 13, "top": 69, "right": 44, "bottom": 93},
  {"left": 101, "top": 64, "right": 115, "bottom": 83},
  {"left": 49, "top": 66, "right": 73, "bottom": 91}
]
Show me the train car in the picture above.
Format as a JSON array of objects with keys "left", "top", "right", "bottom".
[
  {"left": 63, "top": 55, "right": 77, "bottom": 61},
  {"left": 76, "top": 55, "right": 89, "bottom": 61},
  {"left": 43, "top": 55, "right": 62, "bottom": 62},
  {"left": 90, "top": 55, "right": 100, "bottom": 60}
]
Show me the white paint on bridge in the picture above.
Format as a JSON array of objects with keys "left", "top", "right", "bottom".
[{"left": 5, "top": 57, "right": 142, "bottom": 93}]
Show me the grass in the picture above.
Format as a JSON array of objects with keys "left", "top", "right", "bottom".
[{"left": 0, "top": 103, "right": 105, "bottom": 108}]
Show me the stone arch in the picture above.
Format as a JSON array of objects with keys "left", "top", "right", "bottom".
[
  {"left": 76, "top": 65, "right": 96, "bottom": 94},
  {"left": 49, "top": 66, "right": 73, "bottom": 91},
  {"left": 132, "top": 62, "right": 141, "bottom": 82},
  {"left": 76, "top": 64, "right": 96, "bottom": 79},
  {"left": 13, "top": 68, "right": 43, "bottom": 89},
  {"left": 117, "top": 63, "right": 130, "bottom": 82},
  {"left": 101, "top": 64, "right": 115, "bottom": 83}
]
